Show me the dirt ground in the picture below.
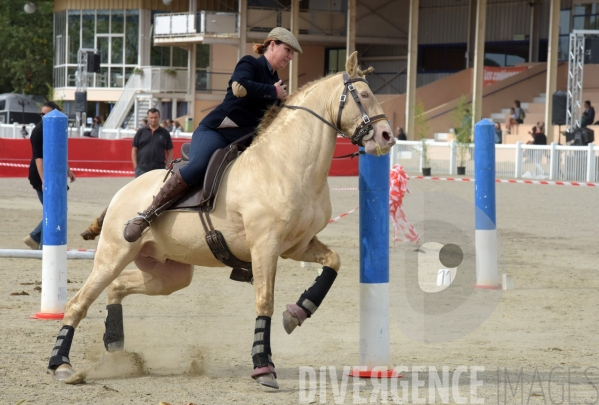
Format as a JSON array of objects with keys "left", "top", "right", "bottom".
[{"left": 0, "top": 173, "right": 597, "bottom": 405}]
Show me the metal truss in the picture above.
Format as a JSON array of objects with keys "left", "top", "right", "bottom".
[{"left": 567, "top": 30, "right": 599, "bottom": 132}]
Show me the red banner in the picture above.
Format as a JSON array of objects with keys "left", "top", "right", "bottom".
[
  {"left": 483, "top": 66, "right": 527, "bottom": 87},
  {"left": 0, "top": 137, "right": 358, "bottom": 178}
]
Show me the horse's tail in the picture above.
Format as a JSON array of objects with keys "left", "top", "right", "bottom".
[{"left": 80, "top": 206, "right": 108, "bottom": 240}]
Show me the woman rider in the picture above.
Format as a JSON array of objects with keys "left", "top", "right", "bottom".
[{"left": 123, "top": 27, "right": 302, "bottom": 242}]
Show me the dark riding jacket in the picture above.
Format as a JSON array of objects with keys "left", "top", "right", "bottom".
[{"left": 201, "top": 55, "right": 280, "bottom": 130}]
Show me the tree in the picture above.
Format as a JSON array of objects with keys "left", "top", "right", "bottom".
[
  {"left": 450, "top": 95, "right": 473, "bottom": 168},
  {"left": 0, "top": 1, "right": 54, "bottom": 96}
]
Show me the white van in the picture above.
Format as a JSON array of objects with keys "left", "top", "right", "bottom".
[{"left": 0, "top": 93, "right": 46, "bottom": 125}]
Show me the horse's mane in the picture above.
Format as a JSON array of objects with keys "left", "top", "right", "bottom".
[
  {"left": 253, "top": 72, "right": 343, "bottom": 142},
  {"left": 251, "top": 66, "right": 374, "bottom": 144}
]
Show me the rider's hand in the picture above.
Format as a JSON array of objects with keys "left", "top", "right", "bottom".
[{"left": 274, "top": 80, "right": 287, "bottom": 101}]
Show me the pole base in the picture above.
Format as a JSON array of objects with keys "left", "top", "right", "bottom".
[
  {"left": 473, "top": 284, "right": 502, "bottom": 290},
  {"left": 30, "top": 312, "right": 64, "bottom": 320},
  {"left": 348, "top": 369, "right": 403, "bottom": 378}
]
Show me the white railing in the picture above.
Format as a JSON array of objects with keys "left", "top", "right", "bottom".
[
  {"left": 103, "top": 66, "right": 188, "bottom": 129},
  {"left": 390, "top": 140, "right": 599, "bottom": 183},
  {"left": 97, "top": 128, "right": 192, "bottom": 140},
  {"left": 0, "top": 122, "right": 193, "bottom": 140},
  {"left": 0, "top": 122, "right": 37, "bottom": 139},
  {"left": 154, "top": 11, "right": 239, "bottom": 38}
]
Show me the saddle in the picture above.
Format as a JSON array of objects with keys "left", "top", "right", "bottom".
[{"left": 165, "top": 132, "right": 255, "bottom": 284}]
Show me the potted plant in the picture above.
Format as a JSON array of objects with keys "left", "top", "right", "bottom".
[
  {"left": 132, "top": 67, "right": 144, "bottom": 75},
  {"left": 414, "top": 100, "right": 432, "bottom": 176},
  {"left": 451, "top": 96, "right": 472, "bottom": 175},
  {"left": 164, "top": 68, "right": 177, "bottom": 77}
]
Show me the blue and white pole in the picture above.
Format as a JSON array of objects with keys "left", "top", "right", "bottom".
[
  {"left": 34, "top": 109, "right": 69, "bottom": 319},
  {"left": 350, "top": 149, "right": 392, "bottom": 378},
  {"left": 474, "top": 119, "right": 500, "bottom": 288}
]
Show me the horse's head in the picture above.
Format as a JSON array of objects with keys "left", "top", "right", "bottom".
[{"left": 335, "top": 51, "right": 395, "bottom": 156}]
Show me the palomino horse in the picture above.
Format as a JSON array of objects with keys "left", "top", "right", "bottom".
[{"left": 47, "top": 52, "right": 395, "bottom": 389}]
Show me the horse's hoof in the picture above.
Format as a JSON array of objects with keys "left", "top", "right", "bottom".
[
  {"left": 282, "top": 309, "right": 300, "bottom": 334},
  {"left": 51, "top": 364, "right": 75, "bottom": 382},
  {"left": 255, "top": 373, "right": 279, "bottom": 389}
]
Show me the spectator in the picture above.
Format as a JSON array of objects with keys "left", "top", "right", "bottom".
[
  {"left": 527, "top": 124, "right": 546, "bottom": 145},
  {"left": 173, "top": 120, "right": 183, "bottom": 136},
  {"left": 166, "top": 119, "right": 174, "bottom": 132},
  {"left": 135, "top": 118, "right": 148, "bottom": 131},
  {"left": 131, "top": 108, "right": 173, "bottom": 178},
  {"left": 581, "top": 100, "right": 595, "bottom": 128},
  {"left": 24, "top": 101, "right": 76, "bottom": 250},
  {"left": 84, "top": 116, "right": 102, "bottom": 137},
  {"left": 514, "top": 100, "right": 525, "bottom": 124},
  {"left": 20, "top": 125, "right": 28, "bottom": 138},
  {"left": 396, "top": 127, "right": 407, "bottom": 141},
  {"left": 505, "top": 107, "right": 518, "bottom": 134},
  {"left": 494, "top": 123, "right": 502, "bottom": 144}
]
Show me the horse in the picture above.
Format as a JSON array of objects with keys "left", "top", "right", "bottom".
[{"left": 47, "top": 52, "right": 395, "bottom": 389}]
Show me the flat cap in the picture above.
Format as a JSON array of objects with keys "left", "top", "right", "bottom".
[{"left": 267, "top": 27, "right": 302, "bottom": 54}]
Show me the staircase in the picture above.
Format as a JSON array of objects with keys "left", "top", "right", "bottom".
[
  {"left": 123, "top": 96, "right": 157, "bottom": 130},
  {"left": 103, "top": 66, "right": 187, "bottom": 129}
]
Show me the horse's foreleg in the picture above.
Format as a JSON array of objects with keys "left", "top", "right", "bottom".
[
  {"left": 249, "top": 240, "right": 280, "bottom": 389},
  {"left": 103, "top": 259, "right": 194, "bottom": 352},
  {"left": 283, "top": 236, "right": 340, "bottom": 334},
  {"left": 49, "top": 250, "right": 135, "bottom": 381}
]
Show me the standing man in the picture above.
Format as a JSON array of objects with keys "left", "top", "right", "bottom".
[
  {"left": 24, "top": 101, "right": 76, "bottom": 250},
  {"left": 131, "top": 108, "right": 173, "bottom": 178}
]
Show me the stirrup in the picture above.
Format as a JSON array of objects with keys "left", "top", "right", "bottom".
[{"left": 125, "top": 213, "right": 152, "bottom": 234}]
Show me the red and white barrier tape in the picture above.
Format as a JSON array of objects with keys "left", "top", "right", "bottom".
[
  {"left": 329, "top": 206, "right": 359, "bottom": 223},
  {"left": 412, "top": 176, "right": 598, "bottom": 187},
  {"left": 0, "top": 162, "right": 134, "bottom": 175}
]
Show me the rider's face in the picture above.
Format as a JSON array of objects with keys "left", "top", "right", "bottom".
[{"left": 267, "top": 42, "right": 294, "bottom": 71}]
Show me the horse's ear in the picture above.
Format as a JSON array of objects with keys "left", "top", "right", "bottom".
[{"left": 346, "top": 51, "right": 359, "bottom": 77}]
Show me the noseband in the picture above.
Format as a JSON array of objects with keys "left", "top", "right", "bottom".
[{"left": 282, "top": 72, "right": 388, "bottom": 146}]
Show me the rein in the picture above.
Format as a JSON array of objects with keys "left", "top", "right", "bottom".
[{"left": 282, "top": 72, "right": 388, "bottom": 148}]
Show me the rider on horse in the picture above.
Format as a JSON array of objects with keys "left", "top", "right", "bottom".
[{"left": 122, "top": 27, "right": 302, "bottom": 243}]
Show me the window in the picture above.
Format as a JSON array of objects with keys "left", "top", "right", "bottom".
[
  {"left": 325, "top": 48, "right": 347, "bottom": 74},
  {"left": 196, "top": 44, "right": 210, "bottom": 91},
  {"left": 55, "top": 9, "right": 140, "bottom": 89}
]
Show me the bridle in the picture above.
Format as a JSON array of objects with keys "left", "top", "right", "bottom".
[{"left": 282, "top": 72, "right": 388, "bottom": 147}]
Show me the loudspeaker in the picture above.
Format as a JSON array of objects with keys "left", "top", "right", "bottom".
[
  {"left": 74, "top": 91, "right": 87, "bottom": 112},
  {"left": 552, "top": 91, "right": 567, "bottom": 125},
  {"left": 565, "top": 127, "right": 595, "bottom": 146},
  {"left": 86, "top": 53, "right": 101, "bottom": 73},
  {"left": 585, "top": 37, "right": 599, "bottom": 64}
]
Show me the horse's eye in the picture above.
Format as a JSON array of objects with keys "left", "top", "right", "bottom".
[{"left": 361, "top": 92, "right": 369, "bottom": 98}]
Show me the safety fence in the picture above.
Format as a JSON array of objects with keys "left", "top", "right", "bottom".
[
  {"left": 390, "top": 140, "right": 599, "bottom": 183},
  {"left": 0, "top": 122, "right": 193, "bottom": 140}
]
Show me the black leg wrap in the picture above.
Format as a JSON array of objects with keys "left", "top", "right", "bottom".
[
  {"left": 251, "top": 316, "right": 274, "bottom": 369},
  {"left": 297, "top": 266, "right": 338, "bottom": 318},
  {"left": 48, "top": 325, "right": 75, "bottom": 370},
  {"left": 103, "top": 304, "right": 124, "bottom": 352}
]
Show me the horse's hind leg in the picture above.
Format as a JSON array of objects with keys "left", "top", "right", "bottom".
[
  {"left": 103, "top": 258, "right": 194, "bottom": 352},
  {"left": 282, "top": 236, "right": 340, "bottom": 334},
  {"left": 49, "top": 248, "right": 136, "bottom": 381}
]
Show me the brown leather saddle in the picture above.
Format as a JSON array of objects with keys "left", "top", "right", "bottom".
[{"left": 164, "top": 132, "right": 255, "bottom": 284}]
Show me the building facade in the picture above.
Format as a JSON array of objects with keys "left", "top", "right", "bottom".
[{"left": 51, "top": 0, "right": 594, "bottom": 129}]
